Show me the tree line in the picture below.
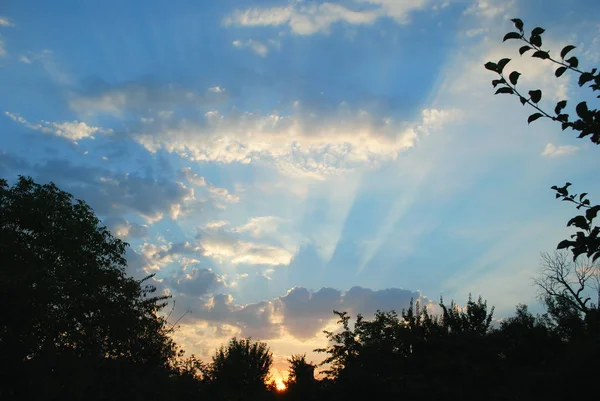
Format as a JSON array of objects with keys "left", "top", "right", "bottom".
[{"left": 1, "top": 17, "right": 599, "bottom": 401}]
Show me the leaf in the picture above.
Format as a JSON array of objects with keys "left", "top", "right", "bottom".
[
  {"left": 579, "top": 193, "right": 588, "bottom": 201},
  {"left": 519, "top": 45, "right": 532, "bottom": 55},
  {"left": 586, "top": 205, "right": 600, "bottom": 221},
  {"left": 567, "top": 215, "right": 589, "bottom": 230},
  {"left": 554, "top": 100, "right": 567, "bottom": 114},
  {"left": 556, "top": 113, "right": 569, "bottom": 122},
  {"left": 557, "top": 240, "right": 573, "bottom": 250},
  {"left": 555, "top": 66, "right": 567, "bottom": 77},
  {"left": 495, "top": 87, "right": 514, "bottom": 95},
  {"left": 567, "top": 57, "right": 579, "bottom": 68},
  {"left": 519, "top": 96, "right": 528, "bottom": 105},
  {"left": 528, "top": 113, "right": 543, "bottom": 124},
  {"left": 511, "top": 18, "right": 524, "bottom": 31},
  {"left": 484, "top": 62, "right": 498, "bottom": 72},
  {"left": 531, "top": 27, "right": 545, "bottom": 36},
  {"left": 576, "top": 101, "right": 588, "bottom": 118},
  {"left": 509, "top": 71, "right": 521, "bottom": 85},
  {"left": 528, "top": 89, "right": 542, "bottom": 103},
  {"left": 503, "top": 32, "right": 522, "bottom": 41},
  {"left": 578, "top": 72, "right": 594, "bottom": 87},
  {"left": 532, "top": 50, "right": 549, "bottom": 59},
  {"left": 560, "top": 45, "right": 576, "bottom": 59},
  {"left": 530, "top": 35, "right": 542, "bottom": 47},
  {"left": 492, "top": 79, "right": 504, "bottom": 88},
  {"left": 497, "top": 58, "right": 511, "bottom": 73}
]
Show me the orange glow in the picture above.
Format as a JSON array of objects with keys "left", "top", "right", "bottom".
[{"left": 275, "top": 378, "right": 286, "bottom": 391}]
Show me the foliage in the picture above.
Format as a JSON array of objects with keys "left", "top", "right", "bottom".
[
  {"left": 0, "top": 176, "right": 182, "bottom": 400},
  {"left": 484, "top": 18, "right": 600, "bottom": 262},
  {"left": 205, "top": 337, "right": 274, "bottom": 401},
  {"left": 284, "top": 354, "right": 317, "bottom": 401}
]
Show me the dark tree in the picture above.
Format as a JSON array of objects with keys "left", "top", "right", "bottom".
[
  {"left": 284, "top": 354, "right": 317, "bottom": 400},
  {"left": 0, "top": 176, "right": 181, "bottom": 400},
  {"left": 205, "top": 337, "right": 274, "bottom": 401}
]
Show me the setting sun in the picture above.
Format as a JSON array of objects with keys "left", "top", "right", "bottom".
[{"left": 275, "top": 378, "right": 286, "bottom": 392}]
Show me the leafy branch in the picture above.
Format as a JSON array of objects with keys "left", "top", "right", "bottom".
[
  {"left": 551, "top": 183, "right": 600, "bottom": 262},
  {"left": 485, "top": 18, "right": 600, "bottom": 144},
  {"left": 484, "top": 18, "right": 600, "bottom": 263}
]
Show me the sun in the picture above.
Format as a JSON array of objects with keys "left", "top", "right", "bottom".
[{"left": 275, "top": 378, "right": 287, "bottom": 391}]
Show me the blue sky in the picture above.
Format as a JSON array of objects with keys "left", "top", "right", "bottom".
[{"left": 1, "top": 0, "right": 600, "bottom": 381}]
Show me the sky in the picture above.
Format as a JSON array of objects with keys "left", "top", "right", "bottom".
[{"left": 1, "top": 0, "right": 600, "bottom": 384}]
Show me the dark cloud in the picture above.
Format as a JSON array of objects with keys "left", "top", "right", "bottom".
[
  {"left": 27, "top": 159, "right": 194, "bottom": 222},
  {"left": 178, "top": 293, "right": 281, "bottom": 340},
  {"left": 0, "top": 150, "right": 29, "bottom": 176},
  {"left": 277, "top": 287, "right": 342, "bottom": 340},
  {"left": 169, "top": 267, "right": 222, "bottom": 297},
  {"left": 171, "top": 285, "right": 426, "bottom": 342}
]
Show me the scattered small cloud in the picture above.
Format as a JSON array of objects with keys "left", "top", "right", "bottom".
[
  {"left": 180, "top": 167, "right": 207, "bottom": 187},
  {"left": 4, "top": 112, "right": 113, "bottom": 141},
  {"left": 541, "top": 143, "right": 579, "bottom": 157},
  {"left": 0, "top": 17, "right": 13, "bottom": 27},
  {"left": 464, "top": 0, "right": 515, "bottom": 19},
  {"left": 232, "top": 39, "right": 269, "bottom": 57}
]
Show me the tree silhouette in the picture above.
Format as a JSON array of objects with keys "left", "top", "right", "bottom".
[
  {"left": 205, "top": 337, "right": 274, "bottom": 401},
  {"left": 0, "top": 176, "right": 181, "bottom": 401},
  {"left": 284, "top": 354, "right": 317, "bottom": 400}
]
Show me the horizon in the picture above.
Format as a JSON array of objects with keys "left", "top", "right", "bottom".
[{"left": 1, "top": 0, "right": 599, "bottom": 383}]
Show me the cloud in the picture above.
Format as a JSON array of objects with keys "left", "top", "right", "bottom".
[
  {"left": 169, "top": 266, "right": 224, "bottom": 297},
  {"left": 232, "top": 39, "right": 269, "bottom": 57},
  {"left": 4, "top": 112, "right": 112, "bottom": 141},
  {"left": 541, "top": 143, "right": 579, "bottom": 157},
  {"left": 103, "top": 217, "right": 149, "bottom": 239},
  {"left": 202, "top": 238, "right": 294, "bottom": 266},
  {"left": 26, "top": 160, "right": 196, "bottom": 224},
  {"left": 181, "top": 293, "right": 281, "bottom": 339},
  {"left": 207, "top": 185, "right": 240, "bottom": 204},
  {"left": 0, "top": 17, "right": 13, "bottom": 27},
  {"left": 277, "top": 287, "right": 342, "bottom": 339},
  {"left": 0, "top": 17, "right": 12, "bottom": 56},
  {"left": 223, "top": 0, "right": 433, "bottom": 35},
  {"left": 464, "top": 0, "right": 515, "bottom": 19},
  {"left": 180, "top": 167, "right": 207, "bottom": 187},
  {"left": 135, "top": 107, "right": 423, "bottom": 179},
  {"left": 196, "top": 220, "right": 294, "bottom": 266},
  {"left": 19, "top": 49, "right": 52, "bottom": 64},
  {"left": 69, "top": 81, "right": 228, "bottom": 116},
  {"left": 179, "top": 167, "right": 240, "bottom": 206},
  {"left": 174, "top": 285, "right": 427, "bottom": 342},
  {"left": 234, "top": 216, "right": 285, "bottom": 238}
]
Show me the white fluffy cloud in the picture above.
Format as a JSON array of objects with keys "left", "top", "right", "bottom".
[
  {"left": 223, "top": 0, "right": 439, "bottom": 35},
  {"left": 196, "top": 218, "right": 295, "bottom": 266},
  {"left": 4, "top": 112, "right": 112, "bottom": 141},
  {"left": 135, "top": 107, "right": 436, "bottom": 179},
  {"left": 541, "top": 142, "right": 579, "bottom": 157},
  {"left": 179, "top": 167, "right": 240, "bottom": 205}
]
